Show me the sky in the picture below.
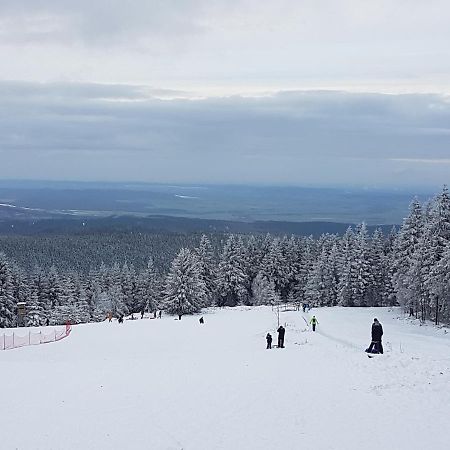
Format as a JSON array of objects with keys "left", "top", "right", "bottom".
[{"left": 0, "top": 0, "right": 449, "bottom": 188}]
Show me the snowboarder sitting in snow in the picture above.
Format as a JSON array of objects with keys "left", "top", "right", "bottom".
[
  {"left": 310, "top": 315, "right": 319, "bottom": 332},
  {"left": 366, "top": 318, "right": 383, "bottom": 354},
  {"left": 199, "top": 317, "right": 204, "bottom": 324},
  {"left": 266, "top": 333, "right": 272, "bottom": 349},
  {"left": 118, "top": 315, "right": 124, "bottom": 324},
  {"left": 277, "top": 325, "right": 285, "bottom": 348}
]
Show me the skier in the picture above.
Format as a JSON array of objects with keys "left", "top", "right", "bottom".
[
  {"left": 366, "top": 318, "right": 384, "bottom": 354},
  {"left": 310, "top": 315, "right": 319, "bottom": 332},
  {"left": 277, "top": 325, "right": 285, "bottom": 348},
  {"left": 199, "top": 317, "right": 204, "bottom": 324},
  {"left": 266, "top": 333, "right": 272, "bottom": 349}
]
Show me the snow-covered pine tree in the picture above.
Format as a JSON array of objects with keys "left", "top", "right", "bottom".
[
  {"left": 25, "top": 282, "right": 44, "bottom": 327},
  {"left": 10, "top": 262, "right": 29, "bottom": 304},
  {"left": 280, "top": 235, "right": 301, "bottom": 301},
  {"left": 109, "top": 282, "right": 128, "bottom": 318},
  {"left": 369, "top": 228, "right": 386, "bottom": 306},
  {"left": 337, "top": 227, "right": 358, "bottom": 306},
  {"left": 135, "top": 258, "right": 160, "bottom": 313},
  {"left": 44, "top": 265, "right": 63, "bottom": 310},
  {"left": 195, "top": 235, "right": 217, "bottom": 306},
  {"left": 433, "top": 242, "right": 450, "bottom": 323},
  {"left": 0, "top": 253, "right": 16, "bottom": 327},
  {"left": 393, "top": 198, "right": 423, "bottom": 314},
  {"left": 261, "top": 238, "right": 289, "bottom": 299},
  {"left": 305, "top": 247, "right": 334, "bottom": 307},
  {"left": 251, "top": 272, "right": 278, "bottom": 306},
  {"left": 243, "top": 235, "right": 264, "bottom": 295},
  {"left": 422, "top": 186, "right": 450, "bottom": 324},
  {"left": 353, "top": 223, "right": 373, "bottom": 306},
  {"left": 216, "top": 235, "right": 248, "bottom": 306},
  {"left": 163, "top": 248, "right": 206, "bottom": 315},
  {"left": 121, "top": 262, "right": 137, "bottom": 313}
]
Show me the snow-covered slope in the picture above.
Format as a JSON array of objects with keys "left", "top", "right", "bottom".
[{"left": 1, "top": 307, "right": 449, "bottom": 450}]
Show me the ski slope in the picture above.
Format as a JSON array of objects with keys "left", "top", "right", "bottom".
[{"left": 1, "top": 306, "right": 449, "bottom": 450}]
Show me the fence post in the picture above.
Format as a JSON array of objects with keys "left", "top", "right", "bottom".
[{"left": 29, "top": 331, "right": 31, "bottom": 345}]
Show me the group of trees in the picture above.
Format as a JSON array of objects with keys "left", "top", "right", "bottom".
[{"left": 1, "top": 188, "right": 449, "bottom": 328}]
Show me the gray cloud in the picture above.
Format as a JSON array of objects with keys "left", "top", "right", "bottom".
[
  {"left": 1, "top": 1, "right": 450, "bottom": 93},
  {"left": 0, "top": 81, "right": 449, "bottom": 187}
]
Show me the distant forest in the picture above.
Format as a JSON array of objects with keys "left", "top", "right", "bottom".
[{"left": 0, "top": 187, "right": 449, "bottom": 327}]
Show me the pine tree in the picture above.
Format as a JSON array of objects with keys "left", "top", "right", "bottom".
[
  {"left": 251, "top": 272, "right": 278, "bottom": 305},
  {"left": 163, "top": 248, "right": 206, "bottom": 315},
  {"left": 393, "top": 198, "right": 423, "bottom": 313},
  {"left": 260, "top": 238, "right": 289, "bottom": 298},
  {"left": 422, "top": 186, "right": 450, "bottom": 323},
  {"left": 25, "top": 283, "right": 44, "bottom": 327},
  {"left": 353, "top": 223, "right": 373, "bottom": 306},
  {"left": 216, "top": 235, "right": 248, "bottom": 306},
  {"left": 0, "top": 253, "right": 16, "bottom": 327},
  {"left": 337, "top": 227, "right": 358, "bottom": 306},
  {"left": 135, "top": 258, "right": 160, "bottom": 312},
  {"left": 195, "top": 235, "right": 217, "bottom": 306}
]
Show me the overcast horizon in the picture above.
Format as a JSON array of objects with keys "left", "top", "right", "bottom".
[{"left": 1, "top": 1, "right": 449, "bottom": 188}]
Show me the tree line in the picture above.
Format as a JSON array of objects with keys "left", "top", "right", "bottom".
[{"left": 0, "top": 187, "right": 449, "bottom": 327}]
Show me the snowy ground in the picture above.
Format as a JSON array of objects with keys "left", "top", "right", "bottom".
[{"left": 1, "top": 306, "right": 450, "bottom": 450}]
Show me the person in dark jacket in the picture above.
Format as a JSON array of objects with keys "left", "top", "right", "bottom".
[
  {"left": 277, "top": 325, "right": 285, "bottom": 348},
  {"left": 266, "top": 333, "right": 272, "bottom": 349},
  {"left": 199, "top": 317, "right": 204, "bottom": 324},
  {"left": 366, "top": 318, "right": 383, "bottom": 354}
]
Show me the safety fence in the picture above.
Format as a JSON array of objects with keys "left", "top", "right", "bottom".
[{"left": 1, "top": 323, "right": 72, "bottom": 350}]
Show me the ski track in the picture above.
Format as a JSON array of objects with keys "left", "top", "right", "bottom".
[{"left": 1, "top": 306, "right": 449, "bottom": 450}]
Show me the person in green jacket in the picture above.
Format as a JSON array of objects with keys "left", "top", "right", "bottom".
[{"left": 310, "top": 315, "right": 319, "bottom": 332}]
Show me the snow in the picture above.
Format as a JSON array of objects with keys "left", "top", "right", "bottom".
[{"left": 1, "top": 306, "right": 449, "bottom": 450}]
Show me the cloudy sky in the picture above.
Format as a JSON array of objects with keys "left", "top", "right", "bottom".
[{"left": 1, "top": 0, "right": 449, "bottom": 187}]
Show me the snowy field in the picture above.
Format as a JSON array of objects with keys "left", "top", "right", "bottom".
[{"left": 1, "top": 306, "right": 450, "bottom": 450}]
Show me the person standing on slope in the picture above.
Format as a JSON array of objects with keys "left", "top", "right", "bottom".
[
  {"left": 266, "top": 333, "right": 273, "bottom": 349},
  {"left": 366, "top": 318, "right": 384, "bottom": 354},
  {"left": 277, "top": 325, "right": 285, "bottom": 348},
  {"left": 310, "top": 315, "right": 319, "bottom": 332}
]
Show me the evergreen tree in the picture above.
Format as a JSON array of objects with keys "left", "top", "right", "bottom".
[
  {"left": 163, "top": 248, "right": 206, "bottom": 315},
  {"left": 216, "top": 235, "right": 248, "bottom": 306},
  {"left": 135, "top": 258, "right": 160, "bottom": 312},
  {"left": 251, "top": 272, "right": 278, "bottom": 306},
  {"left": 195, "top": 235, "right": 217, "bottom": 306},
  {"left": 393, "top": 198, "right": 424, "bottom": 313},
  {"left": 0, "top": 253, "right": 15, "bottom": 327}
]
